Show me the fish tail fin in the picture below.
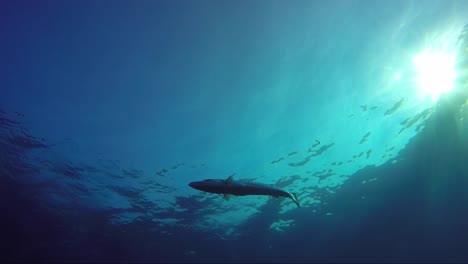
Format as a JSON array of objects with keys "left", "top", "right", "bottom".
[{"left": 289, "top": 192, "right": 300, "bottom": 208}]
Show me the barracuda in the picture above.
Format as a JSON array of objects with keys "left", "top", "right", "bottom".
[{"left": 189, "top": 175, "right": 300, "bottom": 208}]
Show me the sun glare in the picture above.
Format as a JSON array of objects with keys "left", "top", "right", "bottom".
[{"left": 412, "top": 50, "right": 458, "bottom": 102}]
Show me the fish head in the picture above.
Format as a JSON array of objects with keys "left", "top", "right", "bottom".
[{"left": 188, "top": 179, "right": 225, "bottom": 194}]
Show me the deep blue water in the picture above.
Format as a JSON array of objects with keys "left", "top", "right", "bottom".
[{"left": 1, "top": 0, "right": 468, "bottom": 262}]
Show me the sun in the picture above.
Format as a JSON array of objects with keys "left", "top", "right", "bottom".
[{"left": 412, "top": 50, "right": 458, "bottom": 102}]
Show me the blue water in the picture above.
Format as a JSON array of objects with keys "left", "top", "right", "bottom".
[{"left": 1, "top": 0, "right": 468, "bottom": 262}]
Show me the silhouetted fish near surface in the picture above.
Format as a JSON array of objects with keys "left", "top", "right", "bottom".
[{"left": 189, "top": 175, "right": 300, "bottom": 207}]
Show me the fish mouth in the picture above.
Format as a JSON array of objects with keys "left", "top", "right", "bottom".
[{"left": 189, "top": 181, "right": 204, "bottom": 191}]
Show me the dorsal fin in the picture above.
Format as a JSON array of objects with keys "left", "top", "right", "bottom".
[{"left": 225, "top": 174, "right": 234, "bottom": 184}]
